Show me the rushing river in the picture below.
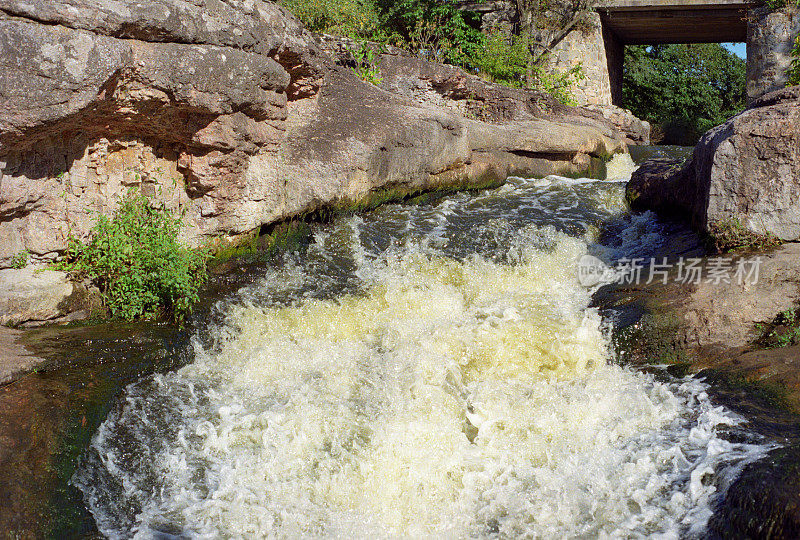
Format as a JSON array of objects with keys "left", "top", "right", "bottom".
[{"left": 73, "top": 155, "right": 772, "bottom": 538}]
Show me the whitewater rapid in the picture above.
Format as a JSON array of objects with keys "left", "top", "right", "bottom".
[{"left": 73, "top": 156, "right": 770, "bottom": 538}]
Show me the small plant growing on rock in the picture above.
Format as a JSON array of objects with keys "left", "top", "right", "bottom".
[
  {"left": 9, "top": 251, "right": 28, "bottom": 269},
  {"left": 351, "top": 39, "right": 383, "bottom": 85},
  {"left": 58, "top": 189, "right": 209, "bottom": 322},
  {"left": 707, "top": 217, "right": 782, "bottom": 253},
  {"left": 756, "top": 308, "right": 800, "bottom": 349},
  {"left": 766, "top": 0, "right": 800, "bottom": 9}
]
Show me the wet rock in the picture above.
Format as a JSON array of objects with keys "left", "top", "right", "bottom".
[
  {"left": 626, "top": 86, "right": 800, "bottom": 241},
  {"left": 604, "top": 242, "right": 800, "bottom": 410},
  {"left": 710, "top": 444, "right": 800, "bottom": 539},
  {"left": 626, "top": 157, "right": 687, "bottom": 216},
  {"left": 0, "top": 328, "right": 45, "bottom": 384}
]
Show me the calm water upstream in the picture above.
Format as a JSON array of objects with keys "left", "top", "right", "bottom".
[{"left": 73, "top": 155, "right": 773, "bottom": 538}]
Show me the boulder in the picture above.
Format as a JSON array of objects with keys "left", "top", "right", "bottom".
[
  {"left": 0, "top": 268, "right": 99, "bottom": 326},
  {"left": 0, "top": 0, "right": 630, "bottom": 271},
  {"left": 599, "top": 242, "right": 800, "bottom": 410},
  {"left": 627, "top": 86, "right": 800, "bottom": 240}
]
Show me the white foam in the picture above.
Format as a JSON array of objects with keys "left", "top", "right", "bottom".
[{"left": 75, "top": 229, "right": 769, "bottom": 539}]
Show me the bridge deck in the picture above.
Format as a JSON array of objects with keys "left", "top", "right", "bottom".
[{"left": 596, "top": 0, "right": 756, "bottom": 44}]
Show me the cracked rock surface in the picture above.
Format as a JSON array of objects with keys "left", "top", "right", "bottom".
[{"left": 0, "top": 0, "right": 628, "bottom": 279}]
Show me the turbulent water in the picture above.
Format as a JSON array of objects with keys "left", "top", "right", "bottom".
[{"left": 74, "top": 157, "right": 770, "bottom": 539}]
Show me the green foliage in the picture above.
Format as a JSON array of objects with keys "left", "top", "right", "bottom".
[
  {"left": 473, "top": 30, "right": 530, "bottom": 88},
  {"left": 351, "top": 40, "right": 383, "bottom": 85},
  {"left": 622, "top": 44, "right": 746, "bottom": 145},
  {"left": 789, "top": 35, "right": 800, "bottom": 86},
  {"left": 532, "top": 62, "right": 585, "bottom": 106},
  {"left": 59, "top": 190, "right": 208, "bottom": 322},
  {"left": 375, "top": 0, "right": 484, "bottom": 67},
  {"left": 281, "top": 0, "right": 584, "bottom": 103},
  {"left": 279, "top": 0, "right": 383, "bottom": 39},
  {"left": 765, "top": 0, "right": 800, "bottom": 9},
  {"left": 756, "top": 308, "right": 800, "bottom": 349},
  {"left": 9, "top": 251, "right": 28, "bottom": 269},
  {"left": 473, "top": 29, "right": 584, "bottom": 104}
]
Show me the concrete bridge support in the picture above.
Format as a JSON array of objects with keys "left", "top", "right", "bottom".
[{"left": 747, "top": 6, "right": 800, "bottom": 101}]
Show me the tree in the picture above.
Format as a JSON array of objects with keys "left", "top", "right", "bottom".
[
  {"left": 514, "top": 0, "right": 595, "bottom": 85},
  {"left": 374, "top": 0, "right": 484, "bottom": 67},
  {"left": 622, "top": 44, "right": 746, "bottom": 145}
]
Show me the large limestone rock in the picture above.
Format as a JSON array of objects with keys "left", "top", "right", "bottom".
[
  {"left": 627, "top": 86, "right": 800, "bottom": 240},
  {"left": 0, "top": 268, "right": 96, "bottom": 326},
  {"left": 0, "top": 0, "right": 628, "bottom": 271}
]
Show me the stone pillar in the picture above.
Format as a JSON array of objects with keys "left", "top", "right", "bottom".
[
  {"left": 547, "top": 11, "right": 614, "bottom": 106},
  {"left": 746, "top": 6, "right": 800, "bottom": 103},
  {"left": 602, "top": 25, "right": 624, "bottom": 106}
]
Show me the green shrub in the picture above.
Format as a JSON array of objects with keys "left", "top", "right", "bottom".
[
  {"left": 473, "top": 30, "right": 583, "bottom": 104},
  {"left": 59, "top": 190, "right": 209, "bottom": 322},
  {"left": 532, "top": 62, "right": 585, "bottom": 106},
  {"left": 9, "top": 251, "right": 28, "bottom": 269},
  {"left": 473, "top": 30, "right": 530, "bottom": 88},
  {"left": 376, "top": 0, "right": 484, "bottom": 67},
  {"left": 351, "top": 40, "right": 383, "bottom": 85},
  {"left": 280, "top": 0, "right": 383, "bottom": 39}
]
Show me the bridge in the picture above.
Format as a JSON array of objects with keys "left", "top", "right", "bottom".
[
  {"left": 596, "top": 0, "right": 752, "bottom": 44},
  {"left": 545, "top": 0, "right": 798, "bottom": 107}
]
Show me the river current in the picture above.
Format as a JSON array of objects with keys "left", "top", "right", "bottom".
[{"left": 73, "top": 156, "right": 772, "bottom": 538}]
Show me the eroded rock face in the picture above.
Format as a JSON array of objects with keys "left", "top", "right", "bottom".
[
  {"left": 627, "top": 86, "right": 800, "bottom": 240},
  {"left": 0, "top": 0, "right": 629, "bottom": 270}
]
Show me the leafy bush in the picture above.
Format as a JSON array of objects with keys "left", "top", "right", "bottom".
[
  {"left": 533, "top": 62, "right": 585, "bottom": 106},
  {"left": 473, "top": 30, "right": 530, "bottom": 88},
  {"left": 60, "top": 190, "right": 208, "bottom": 322},
  {"left": 375, "top": 0, "right": 484, "bottom": 67},
  {"left": 351, "top": 40, "right": 383, "bottom": 85},
  {"left": 473, "top": 30, "right": 584, "bottom": 104}
]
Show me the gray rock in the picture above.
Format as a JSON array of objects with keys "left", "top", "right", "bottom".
[
  {"left": 0, "top": 268, "right": 86, "bottom": 326},
  {"left": 681, "top": 243, "right": 800, "bottom": 350},
  {"left": 627, "top": 86, "right": 800, "bottom": 241},
  {"left": 747, "top": 6, "right": 800, "bottom": 102},
  {"left": 0, "top": 0, "right": 631, "bottom": 273}
]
